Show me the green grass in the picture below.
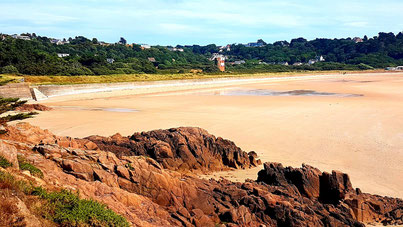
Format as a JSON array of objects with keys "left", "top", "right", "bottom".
[
  {"left": 0, "top": 156, "right": 13, "bottom": 168},
  {"left": 17, "top": 155, "right": 44, "bottom": 178},
  {"left": 0, "top": 74, "right": 19, "bottom": 85},
  {"left": 32, "top": 187, "right": 130, "bottom": 227}
]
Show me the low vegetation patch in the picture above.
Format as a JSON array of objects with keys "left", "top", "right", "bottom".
[
  {"left": 17, "top": 155, "right": 43, "bottom": 178},
  {"left": 32, "top": 187, "right": 129, "bottom": 227},
  {"left": 0, "top": 156, "right": 13, "bottom": 168},
  {"left": 0, "top": 190, "right": 20, "bottom": 226},
  {"left": 0, "top": 170, "right": 129, "bottom": 227},
  {"left": 0, "top": 170, "right": 32, "bottom": 193}
]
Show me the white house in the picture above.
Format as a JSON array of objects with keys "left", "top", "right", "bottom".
[
  {"left": 140, "top": 44, "right": 151, "bottom": 49},
  {"left": 308, "top": 56, "right": 325, "bottom": 65},
  {"left": 233, "top": 60, "right": 246, "bottom": 65},
  {"left": 51, "top": 39, "right": 68, "bottom": 45},
  {"left": 57, "top": 53, "right": 70, "bottom": 58},
  {"left": 209, "top": 53, "right": 226, "bottom": 61},
  {"left": 106, "top": 58, "right": 115, "bottom": 64},
  {"left": 168, "top": 47, "right": 184, "bottom": 52},
  {"left": 11, "top": 34, "right": 31, "bottom": 40}
]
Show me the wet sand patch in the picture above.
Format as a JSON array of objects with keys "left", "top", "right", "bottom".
[
  {"left": 215, "top": 89, "right": 363, "bottom": 97},
  {"left": 334, "top": 79, "right": 376, "bottom": 83},
  {"left": 52, "top": 106, "right": 138, "bottom": 112}
]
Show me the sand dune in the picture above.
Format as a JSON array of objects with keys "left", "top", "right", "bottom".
[{"left": 25, "top": 72, "right": 403, "bottom": 198}]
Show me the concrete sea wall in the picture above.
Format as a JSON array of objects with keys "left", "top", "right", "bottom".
[
  {"left": 31, "top": 75, "right": 343, "bottom": 99},
  {"left": 1, "top": 72, "right": 394, "bottom": 101},
  {"left": 0, "top": 83, "right": 32, "bottom": 99}
]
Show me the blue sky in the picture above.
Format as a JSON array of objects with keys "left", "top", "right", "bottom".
[{"left": 1, "top": 0, "right": 402, "bottom": 45}]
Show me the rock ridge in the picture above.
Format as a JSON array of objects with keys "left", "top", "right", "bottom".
[{"left": 0, "top": 123, "right": 401, "bottom": 226}]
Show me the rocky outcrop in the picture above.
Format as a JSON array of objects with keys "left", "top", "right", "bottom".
[
  {"left": 257, "top": 162, "right": 402, "bottom": 225},
  {"left": 256, "top": 162, "right": 353, "bottom": 202},
  {"left": 86, "top": 127, "right": 261, "bottom": 172},
  {"left": 15, "top": 104, "right": 52, "bottom": 112},
  {"left": 1, "top": 123, "right": 402, "bottom": 226}
]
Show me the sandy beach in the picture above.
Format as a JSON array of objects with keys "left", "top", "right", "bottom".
[{"left": 25, "top": 72, "right": 403, "bottom": 198}]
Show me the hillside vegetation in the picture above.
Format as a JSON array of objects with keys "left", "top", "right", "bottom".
[{"left": 0, "top": 32, "right": 402, "bottom": 76}]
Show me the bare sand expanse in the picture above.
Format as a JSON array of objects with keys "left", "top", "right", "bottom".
[{"left": 25, "top": 72, "right": 403, "bottom": 198}]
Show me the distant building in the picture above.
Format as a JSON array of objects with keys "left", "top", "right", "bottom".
[
  {"left": 217, "top": 56, "right": 225, "bottom": 72},
  {"left": 233, "top": 60, "right": 246, "bottom": 65},
  {"left": 11, "top": 34, "right": 31, "bottom": 40},
  {"left": 148, "top": 57, "right": 156, "bottom": 63},
  {"left": 168, "top": 47, "right": 184, "bottom": 52},
  {"left": 106, "top": 58, "right": 115, "bottom": 64},
  {"left": 51, "top": 39, "right": 68, "bottom": 45},
  {"left": 219, "top": 44, "right": 231, "bottom": 52},
  {"left": 245, "top": 42, "right": 264, "bottom": 47},
  {"left": 99, "top": 41, "right": 111, "bottom": 46},
  {"left": 140, "top": 44, "right": 151, "bottom": 50},
  {"left": 293, "top": 62, "right": 303, "bottom": 66},
  {"left": 278, "top": 62, "right": 289, "bottom": 66},
  {"left": 308, "top": 56, "right": 325, "bottom": 65},
  {"left": 318, "top": 56, "right": 325, "bottom": 62},
  {"left": 353, "top": 37, "right": 363, "bottom": 43},
  {"left": 244, "top": 39, "right": 266, "bottom": 48},
  {"left": 209, "top": 53, "right": 226, "bottom": 71},
  {"left": 209, "top": 53, "right": 219, "bottom": 61},
  {"left": 308, "top": 59, "right": 317, "bottom": 65},
  {"left": 57, "top": 53, "right": 70, "bottom": 58}
]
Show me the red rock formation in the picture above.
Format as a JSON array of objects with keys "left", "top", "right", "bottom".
[
  {"left": 1, "top": 123, "right": 402, "bottom": 226},
  {"left": 15, "top": 104, "right": 52, "bottom": 112},
  {"left": 86, "top": 127, "right": 261, "bottom": 172}
]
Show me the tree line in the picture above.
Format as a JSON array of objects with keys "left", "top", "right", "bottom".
[{"left": 0, "top": 32, "right": 402, "bottom": 76}]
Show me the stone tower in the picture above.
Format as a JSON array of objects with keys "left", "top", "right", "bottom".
[{"left": 217, "top": 56, "right": 225, "bottom": 72}]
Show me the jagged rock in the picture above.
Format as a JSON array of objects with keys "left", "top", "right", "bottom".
[
  {"left": 257, "top": 162, "right": 402, "bottom": 226},
  {"left": 60, "top": 159, "right": 94, "bottom": 181},
  {"left": 1, "top": 123, "right": 402, "bottom": 227},
  {"left": 83, "top": 141, "right": 98, "bottom": 150},
  {"left": 115, "top": 165, "right": 130, "bottom": 179},
  {"left": 87, "top": 127, "right": 261, "bottom": 172},
  {"left": 2, "top": 122, "right": 56, "bottom": 144},
  {"left": 320, "top": 170, "right": 354, "bottom": 204}
]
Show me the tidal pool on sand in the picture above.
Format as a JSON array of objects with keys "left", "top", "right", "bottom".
[
  {"left": 215, "top": 89, "right": 363, "bottom": 97},
  {"left": 52, "top": 106, "right": 138, "bottom": 112}
]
